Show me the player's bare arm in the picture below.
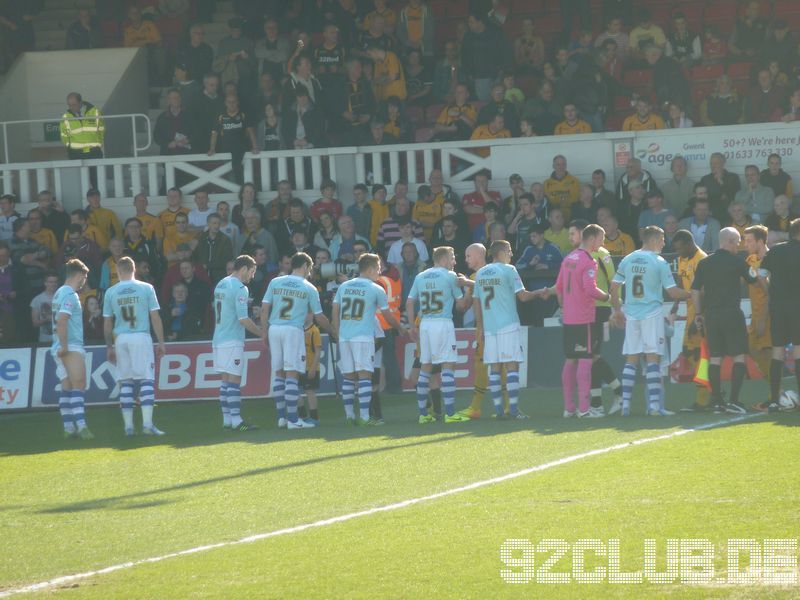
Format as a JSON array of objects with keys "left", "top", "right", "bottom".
[
  {"left": 149, "top": 309, "right": 167, "bottom": 358},
  {"left": 382, "top": 308, "right": 407, "bottom": 336},
  {"left": 405, "top": 299, "right": 418, "bottom": 340},
  {"left": 314, "top": 313, "right": 336, "bottom": 340},
  {"left": 103, "top": 316, "right": 116, "bottom": 363},
  {"left": 56, "top": 312, "right": 71, "bottom": 359}
]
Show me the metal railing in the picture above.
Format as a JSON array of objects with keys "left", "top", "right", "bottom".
[{"left": 0, "top": 113, "right": 152, "bottom": 164}]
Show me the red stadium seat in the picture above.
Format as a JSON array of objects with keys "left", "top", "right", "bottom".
[
  {"left": 727, "top": 62, "right": 752, "bottom": 80},
  {"left": 691, "top": 64, "right": 724, "bottom": 83},
  {"left": 406, "top": 105, "right": 424, "bottom": 125},
  {"left": 425, "top": 103, "right": 445, "bottom": 124},
  {"left": 775, "top": 0, "right": 800, "bottom": 16},
  {"left": 672, "top": 4, "right": 702, "bottom": 22},
  {"left": 604, "top": 113, "right": 626, "bottom": 132},
  {"left": 414, "top": 127, "right": 434, "bottom": 143},
  {"left": 704, "top": 2, "right": 732, "bottom": 21},
  {"left": 623, "top": 69, "right": 653, "bottom": 86},
  {"left": 703, "top": 17, "right": 735, "bottom": 35},
  {"left": 691, "top": 83, "right": 715, "bottom": 106},
  {"left": 613, "top": 95, "right": 632, "bottom": 112}
]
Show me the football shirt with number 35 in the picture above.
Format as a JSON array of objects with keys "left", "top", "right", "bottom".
[
  {"left": 407, "top": 267, "right": 463, "bottom": 321},
  {"left": 474, "top": 263, "right": 524, "bottom": 334},
  {"left": 102, "top": 280, "right": 160, "bottom": 336}
]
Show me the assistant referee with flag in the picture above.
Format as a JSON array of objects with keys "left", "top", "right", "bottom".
[{"left": 690, "top": 227, "right": 760, "bottom": 414}]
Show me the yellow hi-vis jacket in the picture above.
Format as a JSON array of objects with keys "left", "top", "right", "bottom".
[{"left": 60, "top": 102, "right": 105, "bottom": 152}]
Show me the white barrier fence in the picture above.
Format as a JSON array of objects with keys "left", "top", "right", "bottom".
[{"left": 1, "top": 122, "right": 799, "bottom": 217}]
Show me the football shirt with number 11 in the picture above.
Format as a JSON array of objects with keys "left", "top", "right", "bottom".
[{"left": 213, "top": 275, "right": 250, "bottom": 345}]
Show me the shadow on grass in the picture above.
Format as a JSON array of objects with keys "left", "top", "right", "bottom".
[{"left": 1, "top": 382, "right": 780, "bottom": 459}]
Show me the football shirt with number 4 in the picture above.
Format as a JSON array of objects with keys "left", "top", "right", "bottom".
[
  {"left": 103, "top": 280, "right": 160, "bottom": 335},
  {"left": 262, "top": 274, "right": 323, "bottom": 329},
  {"left": 334, "top": 277, "right": 389, "bottom": 340},
  {"left": 613, "top": 249, "right": 676, "bottom": 320},
  {"left": 407, "top": 267, "right": 463, "bottom": 321},
  {"left": 212, "top": 275, "right": 251, "bottom": 345},
  {"left": 474, "top": 263, "right": 524, "bottom": 334}
]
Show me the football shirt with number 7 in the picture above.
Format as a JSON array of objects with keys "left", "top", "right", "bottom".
[{"left": 473, "top": 263, "right": 524, "bottom": 334}]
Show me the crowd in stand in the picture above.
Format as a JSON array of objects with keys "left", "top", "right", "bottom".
[
  {"left": 7, "top": 0, "right": 800, "bottom": 158},
  {"left": 1, "top": 146, "right": 798, "bottom": 349}
]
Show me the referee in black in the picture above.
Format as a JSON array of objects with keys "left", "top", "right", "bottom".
[
  {"left": 760, "top": 217, "right": 800, "bottom": 411},
  {"left": 691, "top": 227, "right": 759, "bottom": 413}
]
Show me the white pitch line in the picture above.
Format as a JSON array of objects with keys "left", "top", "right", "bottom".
[{"left": 0, "top": 413, "right": 759, "bottom": 597}]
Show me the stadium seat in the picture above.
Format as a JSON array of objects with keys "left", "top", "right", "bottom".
[
  {"left": 623, "top": 69, "right": 653, "bottom": 87},
  {"left": 604, "top": 113, "right": 626, "bottom": 132},
  {"left": 614, "top": 96, "right": 632, "bottom": 112},
  {"left": 727, "top": 62, "right": 752, "bottom": 81},
  {"left": 406, "top": 105, "right": 424, "bottom": 126},
  {"left": 673, "top": 4, "right": 702, "bottom": 22},
  {"left": 446, "top": 2, "right": 469, "bottom": 18},
  {"left": 775, "top": 0, "right": 800, "bottom": 17},
  {"left": 703, "top": 17, "right": 735, "bottom": 35},
  {"left": 414, "top": 127, "right": 434, "bottom": 143},
  {"left": 691, "top": 84, "right": 714, "bottom": 106},
  {"left": 691, "top": 64, "right": 724, "bottom": 83},
  {"left": 425, "top": 103, "right": 444, "bottom": 124}
]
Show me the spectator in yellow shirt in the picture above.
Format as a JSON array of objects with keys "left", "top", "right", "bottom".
[
  {"left": 554, "top": 103, "right": 593, "bottom": 135},
  {"left": 123, "top": 6, "right": 166, "bottom": 84},
  {"left": 133, "top": 193, "right": 165, "bottom": 242},
  {"left": 26, "top": 209, "right": 58, "bottom": 259},
  {"left": 622, "top": 98, "right": 666, "bottom": 131},
  {"left": 86, "top": 189, "right": 122, "bottom": 241},
  {"left": 628, "top": 9, "right": 666, "bottom": 60},
  {"left": 159, "top": 187, "right": 190, "bottom": 240},
  {"left": 599, "top": 212, "right": 635, "bottom": 256},
  {"left": 163, "top": 212, "right": 198, "bottom": 266},
  {"left": 362, "top": 0, "right": 397, "bottom": 35},
  {"left": 433, "top": 84, "right": 477, "bottom": 141},
  {"left": 543, "top": 207, "right": 572, "bottom": 255},
  {"left": 368, "top": 47, "right": 407, "bottom": 101},
  {"left": 543, "top": 155, "right": 580, "bottom": 220},
  {"left": 412, "top": 184, "right": 443, "bottom": 243},
  {"left": 368, "top": 184, "right": 389, "bottom": 247},
  {"left": 69, "top": 208, "right": 108, "bottom": 249},
  {"left": 470, "top": 113, "right": 511, "bottom": 157}
]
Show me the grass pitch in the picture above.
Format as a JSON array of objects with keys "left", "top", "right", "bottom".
[{"left": 1, "top": 381, "right": 799, "bottom": 598}]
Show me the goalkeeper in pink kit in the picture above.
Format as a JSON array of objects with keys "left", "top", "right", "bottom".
[{"left": 554, "top": 224, "right": 613, "bottom": 417}]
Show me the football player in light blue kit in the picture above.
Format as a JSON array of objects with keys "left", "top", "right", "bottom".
[
  {"left": 51, "top": 259, "right": 93, "bottom": 439},
  {"left": 610, "top": 226, "right": 689, "bottom": 416},
  {"left": 471, "top": 240, "right": 540, "bottom": 419},
  {"left": 407, "top": 246, "right": 473, "bottom": 423},
  {"left": 212, "top": 255, "right": 266, "bottom": 431},
  {"left": 103, "top": 256, "right": 166, "bottom": 436},
  {"left": 261, "top": 252, "right": 335, "bottom": 430},
  {"left": 333, "top": 253, "right": 405, "bottom": 425}
]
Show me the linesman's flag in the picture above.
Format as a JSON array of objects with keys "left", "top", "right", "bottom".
[{"left": 693, "top": 340, "right": 711, "bottom": 389}]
